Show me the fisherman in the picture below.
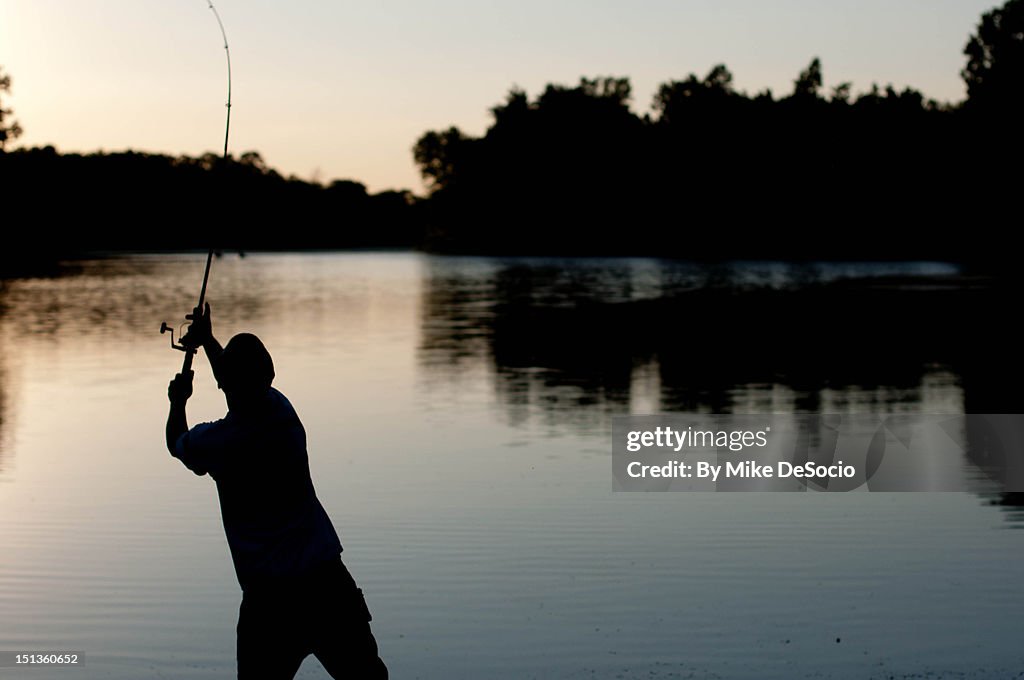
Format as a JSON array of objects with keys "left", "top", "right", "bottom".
[{"left": 165, "top": 303, "right": 388, "bottom": 680}]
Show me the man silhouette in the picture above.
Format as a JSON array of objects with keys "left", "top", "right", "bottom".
[{"left": 165, "top": 303, "right": 388, "bottom": 680}]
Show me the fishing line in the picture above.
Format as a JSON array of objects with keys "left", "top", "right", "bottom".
[{"left": 208, "top": 0, "right": 231, "bottom": 162}]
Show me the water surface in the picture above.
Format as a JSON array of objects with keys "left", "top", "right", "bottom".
[{"left": 1, "top": 253, "right": 1021, "bottom": 679}]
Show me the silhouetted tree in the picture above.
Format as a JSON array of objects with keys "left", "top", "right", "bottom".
[
  {"left": 0, "top": 66, "right": 23, "bottom": 152},
  {"left": 413, "top": 127, "right": 472, "bottom": 192},
  {"left": 831, "top": 82, "right": 853, "bottom": 105},
  {"left": 238, "top": 150, "right": 269, "bottom": 173},
  {"left": 792, "top": 57, "right": 824, "bottom": 100},
  {"left": 963, "top": 0, "right": 1024, "bottom": 114},
  {"left": 652, "top": 64, "right": 741, "bottom": 126},
  {"left": 327, "top": 179, "right": 369, "bottom": 203},
  {"left": 413, "top": 75, "right": 651, "bottom": 253}
]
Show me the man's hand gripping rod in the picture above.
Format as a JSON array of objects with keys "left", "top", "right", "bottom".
[{"left": 160, "top": 249, "right": 215, "bottom": 373}]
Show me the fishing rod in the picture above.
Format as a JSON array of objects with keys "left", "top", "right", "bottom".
[{"left": 160, "top": 0, "right": 232, "bottom": 371}]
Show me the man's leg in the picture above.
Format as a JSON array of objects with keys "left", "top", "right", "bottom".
[
  {"left": 314, "top": 617, "right": 389, "bottom": 680},
  {"left": 309, "top": 560, "right": 388, "bottom": 679},
  {"left": 237, "top": 590, "right": 309, "bottom": 680}
]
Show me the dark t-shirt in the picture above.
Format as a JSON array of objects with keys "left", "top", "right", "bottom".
[{"left": 173, "top": 388, "right": 343, "bottom": 590}]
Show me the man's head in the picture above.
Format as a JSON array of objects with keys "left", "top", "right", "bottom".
[{"left": 216, "top": 333, "right": 275, "bottom": 398}]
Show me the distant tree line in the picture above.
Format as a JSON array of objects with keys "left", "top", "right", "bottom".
[
  {"left": 1, "top": 146, "right": 417, "bottom": 260},
  {"left": 413, "top": 0, "right": 1023, "bottom": 260},
  {"left": 2, "top": 0, "right": 1021, "bottom": 265},
  {"left": 2, "top": 61, "right": 418, "bottom": 270}
]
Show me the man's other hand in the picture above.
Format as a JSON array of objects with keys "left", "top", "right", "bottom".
[
  {"left": 168, "top": 371, "right": 194, "bottom": 404},
  {"left": 181, "top": 302, "right": 213, "bottom": 349}
]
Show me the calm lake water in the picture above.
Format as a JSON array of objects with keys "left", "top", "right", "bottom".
[{"left": 1, "top": 253, "right": 1022, "bottom": 679}]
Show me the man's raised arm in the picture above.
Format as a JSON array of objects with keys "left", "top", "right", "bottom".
[
  {"left": 181, "top": 302, "right": 225, "bottom": 383},
  {"left": 166, "top": 371, "right": 193, "bottom": 455}
]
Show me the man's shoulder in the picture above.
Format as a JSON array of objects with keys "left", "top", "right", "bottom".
[
  {"left": 268, "top": 386, "right": 289, "bottom": 406},
  {"left": 192, "top": 417, "right": 229, "bottom": 432},
  {"left": 268, "top": 388, "right": 300, "bottom": 419},
  {"left": 185, "top": 416, "right": 235, "bottom": 446}
]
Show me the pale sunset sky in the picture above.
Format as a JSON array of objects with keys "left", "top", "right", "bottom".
[{"left": 0, "top": 0, "right": 1000, "bottom": 193}]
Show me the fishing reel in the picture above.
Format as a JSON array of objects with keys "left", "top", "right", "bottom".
[{"left": 160, "top": 320, "right": 194, "bottom": 353}]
